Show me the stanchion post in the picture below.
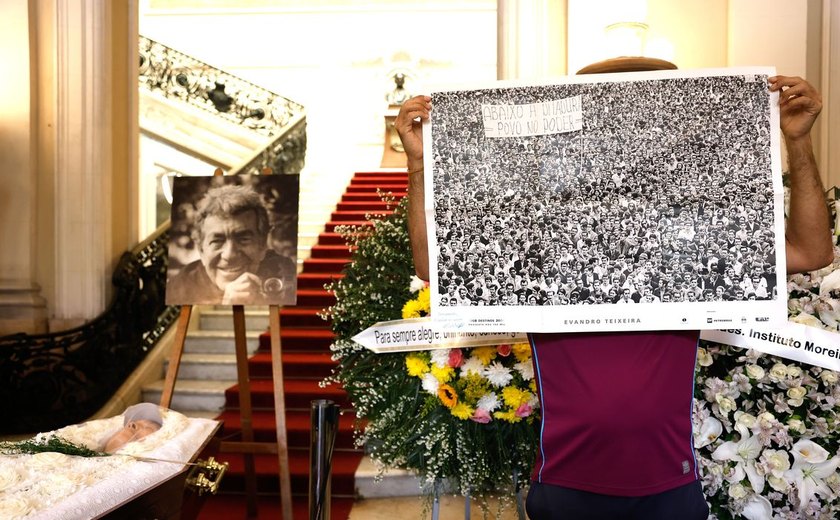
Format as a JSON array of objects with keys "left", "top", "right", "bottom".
[
  {"left": 513, "top": 470, "right": 526, "bottom": 520},
  {"left": 309, "top": 399, "right": 340, "bottom": 520},
  {"left": 431, "top": 479, "right": 441, "bottom": 520},
  {"left": 464, "top": 488, "right": 471, "bottom": 520}
]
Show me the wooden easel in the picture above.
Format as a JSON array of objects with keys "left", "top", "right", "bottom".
[{"left": 160, "top": 168, "right": 294, "bottom": 520}]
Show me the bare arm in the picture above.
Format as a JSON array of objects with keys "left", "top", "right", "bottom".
[
  {"left": 394, "top": 95, "right": 432, "bottom": 280},
  {"left": 769, "top": 76, "right": 834, "bottom": 273}
]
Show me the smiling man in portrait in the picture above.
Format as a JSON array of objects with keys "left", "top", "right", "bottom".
[{"left": 166, "top": 182, "right": 296, "bottom": 305}]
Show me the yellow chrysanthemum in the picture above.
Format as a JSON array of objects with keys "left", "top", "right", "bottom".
[
  {"left": 502, "top": 386, "right": 530, "bottom": 408},
  {"left": 431, "top": 363, "right": 455, "bottom": 383},
  {"left": 438, "top": 384, "right": 458, "bottom": 408},
  {"left": 402, "top": 300, "right": 425, "bottom": 319},
  {"left": 450, "top": 403, "right": 474, "bottom": 420},
  {"left": 529, "top": 380, "right": 537, "bottom": 393},
  {"left": 471, "top": 346, "right": 497, "bottom": 365},
  {"left": 493, "top": 409, "right": 521, "bottom": 423},
  {"left": 416, "top": 287, "right": 430, "bottom": 311},
  {"left": 402, "top": 287, "right": 431, "bottom": 318},
  {"left": 512, "top": 343, "right": 532, "bottom": 362},
  {"left": 405, "top": 354, "right": 429, "bottom": 377}
]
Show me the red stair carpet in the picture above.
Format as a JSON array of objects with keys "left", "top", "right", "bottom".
[{"left": 197, "top": 171, "right": 408, "bottom": 520}]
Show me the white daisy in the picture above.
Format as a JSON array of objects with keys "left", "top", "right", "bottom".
[
  {"left": 476, "top": 393, "right": 500, "bottom": 412},
  {"left": 484, "top": 362, "right": 513, "bottom": 388},
  {"left": 460, "top": 356, "right": 485, "bottom": 376},
  {"left": 514, "top": 361, "right": 534, "bottom": 380},
  {"left": 430, "top": 349, "right": 450, "bottom": 367},
  {"left": 421, "top": 373, "right": 439, "bottom": 395}
]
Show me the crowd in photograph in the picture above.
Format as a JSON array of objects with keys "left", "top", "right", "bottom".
[{"left": 431, "top": 75, "right": 780, "bottom": 307}]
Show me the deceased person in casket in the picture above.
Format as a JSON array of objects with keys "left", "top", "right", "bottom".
[
  {"left": 0, "top": 404, "right": 218, "bottom": 519},
  {"left": 101, "top": 403, "right": 163, "bottom": 453}
]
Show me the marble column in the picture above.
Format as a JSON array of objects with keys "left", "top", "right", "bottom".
[
  {"left": 0, "top": 0, "right": 47, "bottom": 335},
  {"left": 0, "top": 0, "right": 134, "bottom": 334},
  {"left": 50, "top": 0, "right": 115, "bottom": 326},
  {"left": 497, "top": 0, "right": 567, "bottom": 81}
]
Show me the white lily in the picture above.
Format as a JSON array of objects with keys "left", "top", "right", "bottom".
[
  {"left": 783, "top": 441, "right": 839, "bottom": 509},
  {"left": 791, "top": 439, "right": 830, "bottom": 464},
  {"left": 741, "top": 494, "right": 773, "bottom": 520},
  {"left": 818, "top": 268, "right": 840, "bottom": 297},
  {"left": 790, "top": 312, "right": 826, "bottom": 329},
  {"left": 815, "top": 298, "right": 840, "bottom": 329},
  {"left": 694, "top": 416, "right": 722, "bottom": 448},
  {"left": 784, "top": 456, "right": 840, "bottom": 509},
  {"left": 711, "top": 424, "right": 765, "bottom": 493}
]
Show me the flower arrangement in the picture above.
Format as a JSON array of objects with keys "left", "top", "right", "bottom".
[
  {"left": 400, "top": 286, "right": 539, "bottom": 426},
  {"left": 325, "top": 196, "right": 538, "bottom": 501},
  {"left": 693, "top": 344, "right": 840, "bottom": 520},
  {"left": 694, "top": 188, "right": 840, "bottom": 519},
  {"left": 326, "top": 189, "right": 840, "bottom": 518}
]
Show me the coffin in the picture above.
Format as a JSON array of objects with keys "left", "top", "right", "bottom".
[{"left": 0, "top": 409, "right": 220, "bottom": 520}]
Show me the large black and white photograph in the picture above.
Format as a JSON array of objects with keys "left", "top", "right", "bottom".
[
  {"left": 166, "top": 174, "right": 299, "bottom": 306},
  {"left": 424, "top": 67, "right": 787, "bottom": 332}
]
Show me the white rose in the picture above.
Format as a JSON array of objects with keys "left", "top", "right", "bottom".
[
  {"left": 769, "top": 363, "right": 788, "bottom": 382},
  {"left": 29, "top": 451, "right": 68, "bottom": 469},
  {"left": 757, "top": 411, "right": 776, "bottom": 422},
  {"left": 745, "top": 364, "right": 765, "bottom": 380},
  {"left": 735, "top": 412, "right": 757, "bottom": 430},
  {"left": 757, "top": 412, "right": 776, "bottom": 429},
  {"left": 785, "top": 365, "right": 803, "bottom": 379},
  {"left": 58, "top": 469, "right": 90, "bottom": 487},
  {"left": 697, "top": 347, "right": 713, "bottom": 367},
  {"left": 0, "top": 496, "right": 31, "bottom": 518},
  {"left": 820, "top": 370, "right": 839, "bottom": 385},
  {"left": 716, "top": 394, "right": 736, "bottom": 415},
  {"left": 763, "top": 449, "right": 791, "bottom": 477},
  {"left": 728, "top": 482, "right": 748, "bottom": 499},
  {"left": 0, "top": 467, "right": 21, "bottom": 492},
  {"left": 787, "top": 418, "right": 806, "bottom": 434},
  {"left": 39, "top": 473, "right": 78, "bottom": 501},
  {"left": 767, "top": 474, "right": 790, "bottom": 492},
  {"left": 786, "top": 386, "right": 807, "bottom": 407}
]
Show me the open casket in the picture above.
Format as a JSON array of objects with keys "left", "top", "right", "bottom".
[{"left": 0, "top": 409, "right": 220, "bottom": 519}]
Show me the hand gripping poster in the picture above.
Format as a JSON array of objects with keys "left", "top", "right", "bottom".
[{"left": 423, "top": 67, "right": 787, "bottom": 333}]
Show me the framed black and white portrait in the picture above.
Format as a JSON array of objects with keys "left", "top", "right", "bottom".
[{"left": 166, "top": 174, "right": 299, "bottom": 306}]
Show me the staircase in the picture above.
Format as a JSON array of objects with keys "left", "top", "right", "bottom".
[{"left": 143, "top": 170, "right": 409, "bottom": 519}]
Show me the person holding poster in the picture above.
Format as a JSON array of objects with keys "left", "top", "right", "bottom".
[{"left": 395, "top": 75, "right": 832, "bottom": 519}]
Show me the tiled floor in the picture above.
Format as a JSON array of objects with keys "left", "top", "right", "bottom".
[{"left": 348, "top": 495, "right": 529, "bottom": 519}]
